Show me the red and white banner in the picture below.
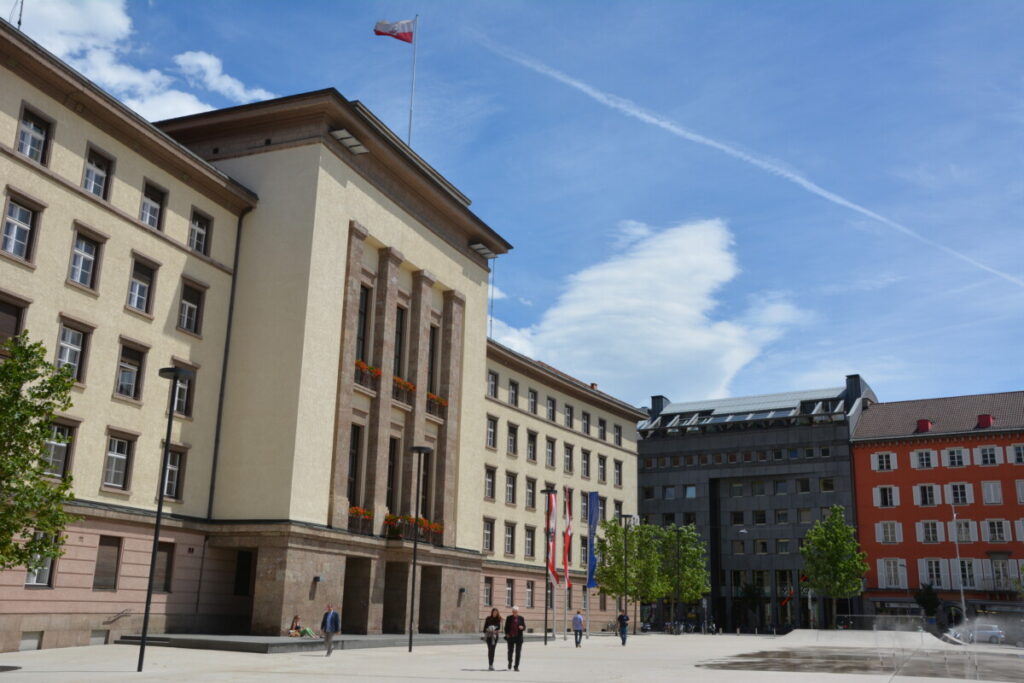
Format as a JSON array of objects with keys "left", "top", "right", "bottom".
[
  {"left": 374, "top": 19, "right": 415, "bottom": 43},
  {"left": 563, "top": 487, "right": 573, "bottom": 588},
  {"left": 546, "top": 491, "right": 559, "bottom": 586}
]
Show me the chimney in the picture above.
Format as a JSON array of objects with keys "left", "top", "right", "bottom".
[
  {"left": 590, "top": 383, "right": 598, "bottom": 390},
  {"left": 977, "top": 414, "right": 994, "bottom": 429},
  {"left": 916, "top": 419, "right": 932, "bottom": 433},
  {"left": 650, "top": 395, "right": 670, "bottom": 418}
]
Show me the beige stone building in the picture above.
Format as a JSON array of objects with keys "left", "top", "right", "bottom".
[
  {"left": 474, "top": 340, "right": 644, "bottom": 634},
  {"left": 0, "top": 21, "right": 512, "bottom": 651}
]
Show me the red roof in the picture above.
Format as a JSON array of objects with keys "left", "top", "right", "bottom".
[{"left": 852, "top": 391, "right": 1024, "bottom": 440}]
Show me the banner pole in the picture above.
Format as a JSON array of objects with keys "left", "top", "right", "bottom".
[{"left": 407, "top": 14, "right": 419, "bottom": 146}]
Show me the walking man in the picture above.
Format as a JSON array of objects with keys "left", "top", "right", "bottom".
[
  {"left": 504, "top": 605, "right": 526, "bottom": 671},
  {"left": 572, "top": 610, "right": 584, "bottom": 647},
  {"left": 321, "top": 603, "right": 340, "bottom": 656},
  {"left": 617, "top": 609, "right": 629, "bottom": 646}
]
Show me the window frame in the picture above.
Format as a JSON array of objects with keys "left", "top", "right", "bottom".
[
  {"left": 67, "top": 226, "right": 105, "bottom": 291},
  {"left": 163, "top": 447, "right": 186, "bottom": 500},
  {"left": 55, "top": 317, "right": 92, "bottom": 384},
  {"left": 2, "top": 190, "right": 43, "bottom": 263},
  {"left": 139, "top": 181, "right": 167, "bottom": 231},
  {"left": 16, "top": 105, "right": 53, "bottom": 165},
  {"left": 126, "top": 254, "right": 158, "bottom": 316},
  {"left": 102, "top": 432, "right": 136, "bottom": 491},
  {"left": 177, "top": 278, "right": 207, "bottom": 336},
  {"left": 114, "top": 340, "right": 147, "bottom": 401},
  {"left": 43, "top": 421, "right": 77, "bottom": 478},
  {"left": 171, "top": 364, "right": 196, "bottom": 417},
  {"left": 187, "top": 208, "right": 213, "bottom": 256},
  {"left": 81, "top": 146, "right": 115, "bottom": 200}
]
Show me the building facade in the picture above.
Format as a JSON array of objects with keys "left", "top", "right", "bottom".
[
  {"left": 637, "top": 376, "right": 876, "bottom": 631},
  {"left": 0, "top": 21, "right": 512, "bottom": 651},
  {"left": 851, "top": 392, "right": 1024, "bottom": 625},
  {"left": 476, "top": 340, "right": 644, "bottom": 634}
]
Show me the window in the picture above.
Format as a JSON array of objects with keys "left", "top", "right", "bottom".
[
  {"left": 505, "top": 578, "right": 514, "bottom": 607},
  {"left": 950, "top": 483, "right": 969, "bottom": 506},
  {"left": 486, "top": 371, "right": 498, "bottom": 398},
  {"left": 56, "top": 322, "right": 88, "bottom": 382},
  {"left": 526, "top": 580, "right": 535, "bottom": 608},
  {"left": 730, "top": 482, "right": 743, "bottom": 497},
  {"left": 188, "top": 210, "right": 211, "bottom": 255},
  {"left": 683, "top": 485, "right": 696, "bottom": 499},
  {"left": 613, "top": 460, "right": 623, "bottom": 486},
  {"left": 92, "top": 536, "right": 121, "bottom": 590},
  {"left": 755, "top": 540, "right": 769, "bottom": 554},
  {"left": 882, "top": 559, "right": 901, "bottom": 588},
  {"left": 563, "top": 444, "right": 573, "bottom": 473},
  {"left": 947, "top": 448, "right": 966, "bottom": 468},
  {"left": 526, "top": 478, "right": 536, "bottom": 509},
  {"left": 731, "top": 540, "right": 744, "bottom": 555},
  {"left": 348, "top": 425, "right": 363, "bottom": 505},
  {"left": 140, "top": 183, "right": 165, "bottom": 229},
  {"left": 773, "top": 449, "right": 784, "bottom": 461},
  {"left": 483, "top": 577, "right": 493, "bottom": 606},
  {"left": 959, "top": 560, "right": 976, "bottom": 589},
  {"left": 598, "top": 455, "right": 607, "bottom": 483},
  {"left": 482, "top": 519, "right": 494, "bottom": 552},
  {"left": 798, "top": 508, "right": 812, "bottom": 523},
  {"left": 979, "top": 446, "right": 999, "bottom": 466},
  {"left": 525, "top": 527, "right": 535, "bottom": 556},
  {"left": 580, "top": 536, "right": 588, "bottom": 565},
  {"left": 987, "top": 520, "right": 1007, "bottom": 543},
  {"left": 154, "top": 542, "right": 174, "bottom": 592},
  {"left": 982, "top": 481, "right": 1002, "bottom": 505},
  {"left": 505, "top": 472, "right": 517, "bottom": 504},
  {"left": 545, "top": 438, "right": 556, "bottom": 467},
  {"left": 508, "top": 380, "right": 518, "bottom": 406},
  {"left": 115, "top": 344, "right": 145, "bottom": 399},
  {"left": 507, "top": 424, "right": 519, "bottom": 455},
  {"left": 526, "top": 432, "right": 537, "bottom": 462},
  {"left": 24, "top": 532, "right": 54, "bottom": 587},
  {"left": 172, "top": 368, "right": 195, "bottom": 416},
  {"left": 915, "top": 451, "right": 934, "bottom": 469},
  {"left": 613, "top": 425, "right": 622, "bottom": 446},
  {"left": 1018, "top": 479, "right": 1024, "bottom": 504},
  {"left": 775, "top": 480, "right": 788, "bottom": 495},
  {"left": 820, "top": 447, "right": 831, "bottom": 457},
  {"left": 44, "top": 424, "right": 73, "bottom": 477},
  {"left": 598, "top": 496, "right": 607, "bottom": 520},
  {"left": 796, "top": 478, "right": 811, "bottom": 494},
  {"left": 581, "top": 412, "right": 591, "bottom": 434},
  {"left": 874, "top": 452, "right": 893, "bottom": 471},
  {"left": 876, "top": 486, "right": 896, "bottom": 507},
  {"left": 565, "top": 404, "right": 574, "bottom": 428},
  {"left": 127, "top": 259, "right": 155, "bottom": 313},
  {"left": 68, "top": 233, "right": 100, "bottom": 288},
  {"left": 356, "top": 285, "right": 372, "bottom": 361},
  {"left": 0, "top": 297, "right": 26, "bottom": 353},
  {"left": 484, "top": 467, "right": 496, "bottom": 499},
  {"left": 731, "top": 511, "right": 744, "bottom": 525},
  {"left": 954, "top": 519, "right": 972, "bottom": 543},
  {"left": 1014, "top": 445, "right": 1024, "bottom": 465},
  {"left": 178, "top": 282, "right": 205, "bottom": 334},
  {"left": 236, "top": 551, "right": 255, "bottom": 596},
  {"left": 546, "top": 397, "right": 556, "bottom": 421},
  {"left": 504, "top": 523, "right": 516, "bottom": 555},
  {"left": 926, "top": 559, "right": 943, "bottom": 587},
  {"left": 777, "top": 539, "right": 790, "bottom": 554},
  {"left": 528, "top": 389, "right": 537, "bottom": 414},
  {"left": 392, "top": 306, "right": 407, "bottom": 378},
  {"left": 804, "top": 448, "right": 815, "bottom": 459},
  {"left": 598, "top": 418, "right": 607, "bottom": 440},
  {"left": 103, "top": 436, "right": 133, "bottom": 489},
  {"left": 663, "top": 485, "right": 676, "bottom": 500},
  {"left": 880, "top": 522, "right": 899, "bottom": 544},
  {"left": 82, "top": 149, "right": 112, "bottom": 198},
  {"left": 820, "top": 478, "right": 835, "bottom": 493},
  {"left": 752, "top": 481, "right": 766, "bottom": 496},
  {"left": 486, "top": 416, "right": 497, "bottom": 448},
  {"left": 753, "top": 510, "right": 767, "bottom": 525},
  {"left": 18, "top": 109, "right": 50, "bottom": 163},
  {"left": 775, "top": 509, "right": 789, "bottom": 524},
  {"left": 922, "top": 521, "right": 939, "bottom": 543},
  {"left": 163, "top": 450, "right": 184, "bottom": 499},
  {"left": 3, "top": 199, "right": 36, "bottom": 260},
  {"left": 580, "top": 492, "right": 589, "bottom": 521},
  {"left": 581, "top": 450, "right": 591, "bottom": 477},
  {"left": 642, "top": 486, "right": 655, "bottom": 500}
]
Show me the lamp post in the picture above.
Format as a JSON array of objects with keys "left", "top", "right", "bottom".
[
  {"left": 541, "top": 485, "right": 557, "bottom": 645},
  {"left": 617, "top": 512, "right": 635, "bottom": 633},
  {"left": 951, "top": 504, "right": 968, "bottom": 625},
  {"left": 137, "top": 366, "right": 193, "bottom": 673},
  {"left": 408, "top": 445, "right": 432, "bottom": 653}
]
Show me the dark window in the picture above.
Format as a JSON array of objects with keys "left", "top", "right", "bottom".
[
  {"left": 83, "top": 149, "right": 112, "bottom": 199},
  {"left": 0, "top": 299, "right": 24, "bottom": 351},
  {"left": 427, "top": 325, "right": 438, "bottom": 394},
  {"left": 348, "top": 425, "right": 362, "bottom": 505},
  {"left": 17, "top": 109, "right": 50, "bottom": 163},
  {"left": 92, "top": 536, "right": 121, "bottom": 590},
  {"left": 153, "top": 542, "right": 174, "bottom": 592},
  {"left": 598, "top": 419, "right": 607, "bottom": 440},
  {"left": 172, "top": 368, "right": 194, "bottom": 416},
  {"left": 356, "top": 286, "right": 371, "bottom": 361},
  {"left": 233, "top": 550, "right": 254, "bottom": 596},
  {"left": 188, "top": 210, "right": 211, "bottom": 255},
  {"left": 393, "top": 306, "right": 406, "bottom": 377},
  {"left": 115, "top": 345, "right": 144, "bottom": 399},
  {"left": 162, "top": 449, "right": 185, "bottom": 499},
  {"left": 140, "top": 183, "right": 165, "bottom": 230},
  {"left": 127, "top": 260, "right": 155, "bottom": 313},
  {"left": 178, "top": 283, "right": 204, "bottom": 334},
  {"left": 68, "top": 232, "right": 100, "bottom": 288},
  {"left": 613, "top": 425, "right": 622, "bottom": 446},
  {"left": 387, "top": 438, "right": 399, "bottom": 511}
]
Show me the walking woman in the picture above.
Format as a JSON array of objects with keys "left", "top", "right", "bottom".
[{"left": 483, "top": 608, "right": 502, "bottom": 670}]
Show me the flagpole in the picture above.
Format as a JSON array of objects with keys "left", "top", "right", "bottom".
[{"left": 407, "top": 14, "right": 419, "bottom": 146}]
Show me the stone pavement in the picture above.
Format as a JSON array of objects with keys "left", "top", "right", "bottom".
[{"left": 1, "top": 631, "right": 1021, "bottom": 682}]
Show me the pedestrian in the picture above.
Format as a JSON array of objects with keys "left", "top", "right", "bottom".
[
  {"left": 617, "top": 610, "right": 629, "bottom": 646},
  {"left": 483, "top": 607, "right": 502, "bottom": 670},
  {"left": 572, "top": 610, "right": 584, "bottom": 647},
  {"left": 504, "top": 605, "right": 526, "bottom": 671},
  {"left": 321, "top": 603, "right": 340, "bottom": 656}
]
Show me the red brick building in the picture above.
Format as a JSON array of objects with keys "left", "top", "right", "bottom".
[{"left": 851, "top": 392, "right": 1024, "bottom": 624}]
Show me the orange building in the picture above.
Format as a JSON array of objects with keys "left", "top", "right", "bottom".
[{"left": 851, "top": 392, "right": 1024, "bottom": 625}]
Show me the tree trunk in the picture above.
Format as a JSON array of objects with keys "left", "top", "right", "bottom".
[{"left": 831, "top": 597, "right": 837, "bottom": 630}]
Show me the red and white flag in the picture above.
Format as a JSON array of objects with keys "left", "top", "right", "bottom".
[
  {"left": 546, "top": 491, "right": 559, "bottom": 586},
  {"left": 374, "top": 19, "right": 415, "bottom": 43},
  {"left": 563, "top": 487, "right": 573, "bottom": 588}
]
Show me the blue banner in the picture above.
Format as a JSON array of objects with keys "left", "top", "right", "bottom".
[{"left": 586, "top": 491, "right": 599, "bottom": 588}]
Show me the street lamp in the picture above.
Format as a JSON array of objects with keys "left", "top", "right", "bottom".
[
  {"left": 408, "top": 445, "right": 433, "bottom": 653},
  {"left": 617, "top": 512, "right": 636, "bottom": 633},
  {"left": 950, "top": 503, "right": 968, "bottom": 625},
  {"left": 541, "top": 485, "right": 557, "bottom": 645},
  {"left": 137, "top": 366, "right": 193, "bottom": 673}
]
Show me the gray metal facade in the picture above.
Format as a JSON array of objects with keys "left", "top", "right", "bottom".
[{"left": 637, "top": 375, "right": 876, "bottom": 631}]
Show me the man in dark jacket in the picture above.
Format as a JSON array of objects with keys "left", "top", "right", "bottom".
[
  {"left": 504, "top": 605, "right": 526, "bottom": 671},
  {"left": 321, "top": 603, "right": 341, "bottom": 656}
]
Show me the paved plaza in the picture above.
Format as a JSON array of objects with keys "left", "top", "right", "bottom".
[{"left": 2, "top": 631, "right": 1023, "bottom": 682}]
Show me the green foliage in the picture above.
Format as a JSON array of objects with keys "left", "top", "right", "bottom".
[
  {"left": 661, "top": 524, "right": 711, "bottom": 603},
  {"left": 800, "top": 504, "right": 868, "bottom": 627},
  {"left": 0, "top": 332, "right": 78, "bottom": 571},
  {"left": 913, "top": 583, "right": 941, "bottom": 617}
]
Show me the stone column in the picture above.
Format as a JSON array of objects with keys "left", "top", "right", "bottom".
[
  {"left": 365, "top": 247, "right": 403, "bottom": 533},
  {"left": 250, "top": 542, "right": 288, "bottom": 635},
  {"left": 435, "top": 290, "right": 465, "bottom": 545},
  {"left": 366, "top": 556, "right": 386, "bottom": 633},
  {"left": 328, "top": 221, "right": 368, "bottom": 528},
  {"left": 400, "top": 270, "right": 436, "bottom": 516}
]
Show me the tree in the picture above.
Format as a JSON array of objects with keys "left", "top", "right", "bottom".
[
  {"left": 0, "top": 332, "right": 78, "bottom": 571},
  {"left": 595, "top": 520, "right": 669, "bottom": 631},
  {"left": 662, "top": 524, "right": 711, "bottom": 626},
  {"left": 913, "top": 583, "right": 941, "bottom": 618},
  {"left": 800, "top": 504, "right": 868, "bottom": 628}
]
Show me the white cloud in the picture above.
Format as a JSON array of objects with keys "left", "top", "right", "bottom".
[
  {"left": 491, "top": 219, "right": 808, "bottom": 404},
  {"left": 490, "top": 284, "right": 508, "bottom": 301},
  {"left": 612, "top": 219, "right": 653, "bottom": 249},
  {"left": 19, "top": 0, "right": 270, "bottom": 120},
  {"left": 174, "top": 51, "right": 274, "bottom": 103}
]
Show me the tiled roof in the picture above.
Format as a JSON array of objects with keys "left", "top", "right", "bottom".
[
  {"left": 661, "top": 387, "right": 845, "bottom": 416},
  {"left": 852, "top": 391, "right": 1024, "bottom": 440}
]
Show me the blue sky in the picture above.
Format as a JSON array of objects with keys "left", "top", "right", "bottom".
[{"left": 17, "top": 0, "right": 1024, "bottom": 407}]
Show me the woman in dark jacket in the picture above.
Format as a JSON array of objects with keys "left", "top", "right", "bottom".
[
  {"left": 483, "top": 608, "right": 502, "bottom": 670},
  {"left": 504, "top": 606, "right": 526, "bottom": 671}
]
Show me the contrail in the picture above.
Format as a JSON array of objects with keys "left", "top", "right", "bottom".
[{"left": 482, "top": 40, "right": 1024, "bottom": 289}]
